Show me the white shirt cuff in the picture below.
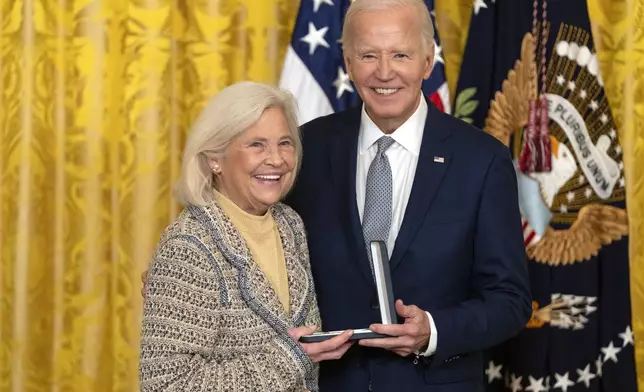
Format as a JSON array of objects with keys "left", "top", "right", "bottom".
[{"left": 419, "top": 311, "right": 437, "bottom": 356}]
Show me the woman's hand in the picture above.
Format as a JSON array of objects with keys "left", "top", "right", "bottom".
[{"left": 288, "top": 326, "right": 354, "bottom": 362}]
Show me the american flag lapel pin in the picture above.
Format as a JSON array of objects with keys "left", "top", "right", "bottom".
[{"left": 433, "top": 156, "right": 444, "bottom": 163}]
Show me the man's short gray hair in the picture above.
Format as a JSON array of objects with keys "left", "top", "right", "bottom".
[
  {"left": 341, "top": 0, "right": 435, "bottom": 54},
  {"left": 174, "top": 81, "right": 302, "bottom": 206}
]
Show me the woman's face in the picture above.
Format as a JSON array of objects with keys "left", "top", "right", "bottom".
[{"left": 211, "top": 107, "right": 296, "bottom": 215}]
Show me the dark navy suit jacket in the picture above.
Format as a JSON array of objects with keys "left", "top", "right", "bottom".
[{"left": 284, "top": 100, "right": 532, "bottom": 392}]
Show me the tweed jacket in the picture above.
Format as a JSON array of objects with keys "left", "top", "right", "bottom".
[{"left": 139, "top": 201, "right": 321, "bottom": 391}]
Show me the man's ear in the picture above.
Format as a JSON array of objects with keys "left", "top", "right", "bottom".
[
  {"left": 423, "top": 46, "right": 434, "bottom": 80},
  {"left": 344, "top": 54, "right": 353, "bottom": 81}
]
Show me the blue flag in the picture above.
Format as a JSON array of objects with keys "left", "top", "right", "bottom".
[
  {"left": 454, "top": 1, "right": 637, "bottom": 391},
  {"left": 279, "top": 0, "right": 450, "bottom": 125}
]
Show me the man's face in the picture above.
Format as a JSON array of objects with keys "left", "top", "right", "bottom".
[{"left": 344, "top": 6, "right": 433, "bottom": 133}]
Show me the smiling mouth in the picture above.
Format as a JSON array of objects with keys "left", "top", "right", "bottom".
[
  {"left": 373, "top": 88, "right": 399, "bottom": 96},
  {"left": 254, "top": 174, "right": 282, "bottom": 182}
]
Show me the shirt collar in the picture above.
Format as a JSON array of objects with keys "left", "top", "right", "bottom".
[{"left": 358, "top": 93, "right": 427, "bottom": 156}]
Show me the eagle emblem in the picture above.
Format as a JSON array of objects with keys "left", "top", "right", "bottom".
[{"left": 483, "top": 28, "right": 628, "bottom": 266}]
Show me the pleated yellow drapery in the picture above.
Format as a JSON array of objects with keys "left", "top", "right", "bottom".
[
  {"left": 587, "top": 1, "right": 644, "bottom": 389},
  {"left": 1, "top": 0, "right": 643, "bottom": 391},
  {"left": 0, "top": 0, "right": 298, "bottom": 390}
]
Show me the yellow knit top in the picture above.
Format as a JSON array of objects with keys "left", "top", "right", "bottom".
[{"left": 214, "top": 191, "right": 290, "bottom": 312}]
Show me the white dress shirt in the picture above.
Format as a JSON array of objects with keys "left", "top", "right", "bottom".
[{"left": 355, "top": 95, "right": 438, "bottom": 357}]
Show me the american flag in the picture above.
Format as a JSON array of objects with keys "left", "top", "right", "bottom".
[
  {"left": 279, "top": 0, "right": 450, "bottom": 125},
  {"left": 454, "top": 0, "right": 637, "bottom": 390}
]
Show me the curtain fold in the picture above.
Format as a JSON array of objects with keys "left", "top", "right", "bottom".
[{"left": 587, "top": 0, "right": 644, "bottom": 389}]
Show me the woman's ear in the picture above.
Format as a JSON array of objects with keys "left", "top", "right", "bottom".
[{"left": 208, "top": 158, "right": 221, "bottom": 174}]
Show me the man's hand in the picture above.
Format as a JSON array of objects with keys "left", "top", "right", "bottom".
[
  {"left": 288, "top": 326, "right": 355, "bottom": 362},
  {"left": 141, "top": 270, "right": 148, "bottom": 298},
  {"left": 358, "top": 299, "right": 430, "bottom": 357}
]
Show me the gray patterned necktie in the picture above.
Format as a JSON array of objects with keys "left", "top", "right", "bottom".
[{"left": 362, "top": 136, "right": 395, "bottom": 273}]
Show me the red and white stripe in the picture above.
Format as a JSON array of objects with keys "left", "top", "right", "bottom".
[
  {"left": 279, "top": 46, "right": 334, "bottom": 125},
  {"left": 522, "top": 218, "right": 541, "bottom": 247}
]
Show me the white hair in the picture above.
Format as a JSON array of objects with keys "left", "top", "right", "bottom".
[
  {"left": 174, "top": 81, "right": 302, "bottom": 206},
  {"left": 341, "top": 0, "right": 435, "bottom": 54}
]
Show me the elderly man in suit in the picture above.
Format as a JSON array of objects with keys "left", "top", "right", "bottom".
[{"left": 283, "top": 0, "right": 532, "bottom": 390}]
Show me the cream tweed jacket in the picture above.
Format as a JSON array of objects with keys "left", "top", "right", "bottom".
[{"left": 139, "top": 201, "right": 321, "bottom": 391}]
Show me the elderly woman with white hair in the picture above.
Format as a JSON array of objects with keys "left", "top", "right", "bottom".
[{"left": 139, "top": 82, "right": 353, "bottom": 391}]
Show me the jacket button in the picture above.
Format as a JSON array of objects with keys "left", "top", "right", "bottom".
[{"left": 372, "top": 303, "right": 380, "bottom": 310}]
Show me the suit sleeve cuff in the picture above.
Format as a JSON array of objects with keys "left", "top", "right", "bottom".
[{"left": 419, "top": 311, "right": 437, "bottom": 356}]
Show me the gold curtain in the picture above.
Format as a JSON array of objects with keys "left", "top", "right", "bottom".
[
  {"left": 587, "top": 0, "right": 644, "bottom": 389},
  {"left": 0, "top": 0, "right": 299, "bottom": 390},
  {"left": 1, "top": 0, "right": 642, "bottom": 390}
]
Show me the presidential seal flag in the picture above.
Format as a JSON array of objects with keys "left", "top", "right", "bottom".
[
  {"left": 454, "top": 0, "right": 637, "bottom": 391},
  {"left": 278, "top": 0, "right": 450, "bottom": 125}
]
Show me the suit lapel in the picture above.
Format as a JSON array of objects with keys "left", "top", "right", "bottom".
[
  {"left": 328, "top": 107, "right": 376, "bottom": 286},
  {"left": 390, "top": 104, "right": 453, "bottom": 270},
  {"left": 271, "top": 206, "right": 315, "bottom": 326}
]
